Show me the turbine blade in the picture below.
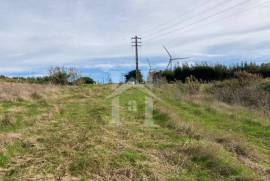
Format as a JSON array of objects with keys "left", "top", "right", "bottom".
[
  {"left": 172, "top": 57, "right": 190, "bottom": 60},
  {"left": 163, "top": 45, "right": 172, "bottom": 59}
]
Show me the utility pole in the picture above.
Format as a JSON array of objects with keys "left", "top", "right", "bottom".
[{"left": 132, "top": 36, "right": 141, "bottom": 84}]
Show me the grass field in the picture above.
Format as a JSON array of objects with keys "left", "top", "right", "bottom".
[{"left": 0, "top": 82, "right": 270, "bottom": 180}]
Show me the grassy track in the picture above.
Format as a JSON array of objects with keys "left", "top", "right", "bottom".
[{"left": 0, "top": 83, "right": 269, "bottom": 180}]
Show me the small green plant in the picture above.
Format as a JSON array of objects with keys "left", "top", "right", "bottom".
[
  {"left": 0, "top": 141, "right": 26, "bottom": 167},
  {"left": 118, "top": 150, "right": 146, "bottom": 164},
  {"left": 69, "top": 156, "right": 91, "bottom": 176}
]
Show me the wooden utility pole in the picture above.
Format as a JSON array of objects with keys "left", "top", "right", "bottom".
[{"left": 132, "top": 36, "right": 141, "bottom": 84}]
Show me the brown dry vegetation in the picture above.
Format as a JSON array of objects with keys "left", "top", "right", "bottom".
[{"left": 0, "top": 82, "right": 59, "bottom": 102}]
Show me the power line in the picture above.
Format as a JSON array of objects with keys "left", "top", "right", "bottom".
[
  {"left": 143, "top": 0, "right": 236, "bottom": 40},
  {"left": 174, "top": 0, "right": 270, "bottom": 39},
  {"left": 142, "top": 0, "right": 215, "bottom": 37},
  {"left": 147, "top": 0, "right": 270, "bottom": 43},
  {"left": 145, "top": 0, "right": 252, "bottom": 42}
]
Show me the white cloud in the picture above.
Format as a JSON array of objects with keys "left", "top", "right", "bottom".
[{"left": 0, "top": 0, "right": 270, "bottom": 76}]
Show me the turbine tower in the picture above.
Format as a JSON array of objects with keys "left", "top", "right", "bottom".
[
  {"left": 163, "top": 45, "right": 189, "bottom": 70},
  {"left": 146, "top": 58, "right": 152, "bottom": 73},
  {"left": 146, "top": 58, "right": 156, "bottom": 84}
]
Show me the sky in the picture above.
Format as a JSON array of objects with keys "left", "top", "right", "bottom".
[{"left": 0, "top": 0, "right": 270, "bottom": 82}]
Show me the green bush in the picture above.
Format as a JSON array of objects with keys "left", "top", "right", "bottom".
[
  {"left": 125, "top": 70, "right": 143, "bottom": 83},
  {"left": 75, "top": 77, "right": 95, "bottom": 85}
]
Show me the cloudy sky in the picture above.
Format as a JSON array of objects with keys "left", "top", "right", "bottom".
[{"left": 1, "top": 0, "right": 270, "bottom": 82}]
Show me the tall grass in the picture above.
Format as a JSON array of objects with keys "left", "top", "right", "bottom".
[{"left": 0, "top": 82, "right": 58, "bottom": 102}]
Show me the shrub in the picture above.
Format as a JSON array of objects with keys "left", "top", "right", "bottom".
[
  {"left": 125, "top": 70, "right": 143, "bottom": 83},
  {"left": 210, "top": 78, "right": 270, "bottom": 110},
  {"left": 261, "top": 81, "right": 270, "bottom": 93},
  {"left": 234, "top": 71, "right": 261, "bottom": 86},
  {"left": 75, "top": 77, "right": 95, "bottom": 85},
  {"left": 48, "top": 67, "right": 79, "bottom": 85},
  {"left": 161, "top": 70, "right": 175, "bottom": 83}
]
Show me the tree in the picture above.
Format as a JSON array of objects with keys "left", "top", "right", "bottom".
[
  {"left": 75, "top": 77, "right": 95, "bottom": 85},
  {"left": 124, "top": 70, "right": 143, "bottom": 83},
  {"left": 48, "top": 67, "right": 79, "bottom": 85}
]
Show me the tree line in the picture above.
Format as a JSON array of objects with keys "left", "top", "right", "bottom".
[
  {"left": 0, "top": 67, "right": 95, "bottom": 85},
  {"left": 154, "top": 63, "right": 270, "bottom": 82}
]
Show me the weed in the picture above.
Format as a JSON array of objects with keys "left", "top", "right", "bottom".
[{"left": 118, "top": 150, "right": 146, "bottom": 164}]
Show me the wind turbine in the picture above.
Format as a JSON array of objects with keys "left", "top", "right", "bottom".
[
  {"left": 163, "top": 45, "right": 189, "bottom": 70},
  {"left": 146, "top": 58, "right": 157, "bottom": 84},
  {"left": 146, "top": 58, "right": 152, "bottom": 73}
]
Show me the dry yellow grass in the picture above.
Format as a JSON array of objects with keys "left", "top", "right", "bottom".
[{"left": 0, "top": 82, "right": 58, "bottom": 101}]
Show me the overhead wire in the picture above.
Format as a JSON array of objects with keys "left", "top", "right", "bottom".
[
  {"left": 148, "top": 0, "right": 270, "bottom": 44},
  {"left": 167, "top": 0, "right": 270, "bottom": 42},
  {"left": 144, "top": 0, "right": 252, "bottom": 42},
  {"left": 143, "top": 0, "right": 236, "bottom": 40},
  {"left": 140, "top": 0, "right": 270, "bottom": 69},
  {"left": 142, "top": 0, "right": 219, "bottom": 37}
]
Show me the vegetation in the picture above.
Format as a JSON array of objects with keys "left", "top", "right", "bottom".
[
  {"left": 156, "top": 62, "right": 270, "bottom": 82},
  {"left": 75, "top": 77, "right": 95, "bottom": 85},
  {"left": 0, "top": 74, "right": 269, "bottom": 180},
  {"left": 125, "top": 69, "right": 143, "bottom": 83},
  {"left": 209, "top": 72, "right": 270, "bottom": 111},
  {"left": 0, "top": 67, "right": 95, "bottom": 85}
]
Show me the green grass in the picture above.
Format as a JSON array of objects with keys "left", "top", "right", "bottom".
[
  {"left": 0, "top": 83, "right": 268, "bottom": 180},
  {"left": 0, "top": 141, "right": 26, "bottom": 167},
  {"left": 117, "top": 149, "right": 147, "bottom": 164}
]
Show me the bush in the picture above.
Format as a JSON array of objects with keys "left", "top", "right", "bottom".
[
  {"left": 210, "top": 77, "right": 270, "bottom": 110},
  {"left": 75, "top": 77, "right": 95, "bottom": 85},
  {"left": 234, "top": 71, "right": 261, "bottom": 86},
  {"left": 48, "top": 67, "right": 79, "bottom": 85},
  {"left": 261, "top": 81, "right": 270, "bottom": 93},
  {"left": 161, "top": 70, "right": 175, "bottom": 83},
  {"left": 125, "top": 70, "right": 143, "bottom": 83}
]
